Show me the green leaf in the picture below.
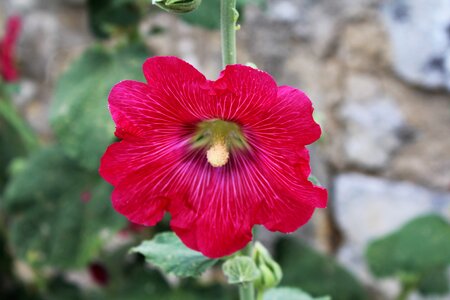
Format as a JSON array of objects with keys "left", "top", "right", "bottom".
[
  {"left": 417, "top": 267, "right": 449, "bottom": 295},
  {"left": 274, "top": 237, "right": 368, "bottom": 300},
  {"left": 237, "top": 0, "right": 266, "bottom": 7},
  {"left": 366, "top": 214, "right": 450, "bottom": 277},
  {"left": 87, "top": 0, "right": 142, "bottom": 39},
  {"left": 0, "top": 100, "right": 38, "bottom": 153},
  {"left": 222, "top": 256, "right": 260, "bottom": 284},
  {"left": 86, "top": 245, "right": 172, "bottom": 300},
  {"left": 181, "top": 0, "right": 266, "bottom": 29},
  {"left": 0, "top": 228, "right": 42, "bottom": 300},
  {"left": 181, "top": 0, "right": 220, "bottom": 29},
  {"left": 263, "top": 287, "right": 330, "bottom": 300},
  {"left": 0, "top": 105, "right": 27, "bottom": 191},
  {"left": 50, "top": 44, "right": 150, "bottom": 170},
  {"left": 85, "top": 245, "right": 233, "bottom": 300},
  {"left": 131, "top": 232, "right": 217, "bottom": 277},
  {"left": 366, "top": 214, "right": 450, "bottom": 295},
  {"left": 44, "top": 277, "right": 83, "bottom": 300},
  {"left": 2, "top": 146, "right": 126, "bottom": 269}
]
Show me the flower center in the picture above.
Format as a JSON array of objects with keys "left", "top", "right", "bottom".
[
  {"left": 206, "top": 140, "right": 229, "bottom": 167},
  {"left": 191, "top": 119, "right": 248, "bottom": 168}
]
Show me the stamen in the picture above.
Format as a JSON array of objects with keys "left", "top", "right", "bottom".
[{"left": 206, "top": 140, "right": 229, "bottom": 167}]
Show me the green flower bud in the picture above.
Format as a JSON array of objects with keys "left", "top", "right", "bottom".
[
  {"left": 252, "top": 242, "right": 283, "bottom": 290},
  {"left": 153, "top": 0, "right": 202, "bottom": 13}
]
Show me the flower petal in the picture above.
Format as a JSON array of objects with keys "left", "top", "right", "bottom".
[
  {"left": 100, "top": 57, "right": 328, "bottom": 257},
  {"left": 143, "top": 56, "right": 206, "bottom": 87},
  {"left": 169, "top": 152, "right": 263, "bottom": 257},
  {"left": 246, "top": 86, "right": 321, "bottom": 160},
  {"left": 254, "top": 146, "right": 328, "bottom": 232},
  {"left": 111, "top": 169, "right": 169, "bottom": 226},
  {"left": 276, "top": 86, "right": 322, "bottom": 145},
  {"left": 0, "top": 16, "right": 21, "bottom": 82},
  {"left": 108, "top": 80, "right": 155, "bottom": 139},
  {"left": 101, "top": 139, "right": 188, "bottom": 226},
  {"left": 208, "top": 65, "right": 278, "bottom": 123},
  {"left": 258, "top": 184, "right": 327, "bottom": 233},
  {"left": 109, "top": 57, "right": 210, "bottom": 140}
]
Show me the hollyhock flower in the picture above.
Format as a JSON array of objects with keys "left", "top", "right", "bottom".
[
  {"left": 88, "top": 262, "right": 109, "bottom": 286},
  {"left": 99, "top": 57, "right": 327, "bottom": 258},
  {"left": 0, "top": 16, "right": 21, "bottom": 82}
]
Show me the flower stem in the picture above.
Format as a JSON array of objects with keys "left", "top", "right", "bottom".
[
  {"left": 256, "top": 290, "right": 264, "bottom": 300},
  {"left": 239, "top": 282, "right": 255, "bottom": 300},
  {"left": 395, "top": 283, "right": 415, "bottom": 300},
  {"left": 220, "top": 0, "right": 237, "bottom": 67},
  {"left": 0, "top": 99, "right": 39, "bottom": 152},
  {"left": 238, "top": 242, "right": 255, "bottom": 300},
  {"left": 221, "top": 2, "right": 250, "bottom": 298}
]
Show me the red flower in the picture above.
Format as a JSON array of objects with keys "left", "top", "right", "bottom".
[
  {"left": 0, "top": 16, "right": 21, "bottom": 82},
  {"left": 100, "top": 57, "right": 327, "bottom": 258},
  {"left": 88, "top": 262, "right": 109, "bottom": 286}
]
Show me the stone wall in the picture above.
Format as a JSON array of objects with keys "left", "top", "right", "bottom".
[
  {"left": 1, "top": 0, "right": 450, "bottom": 299},
  {"left": 243, "top": 1, "right": 450, "bottom": 299}
]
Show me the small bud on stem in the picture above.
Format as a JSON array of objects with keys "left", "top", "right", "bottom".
[
  {"left": 207, "top": 140, "right": 230, "bottom": 167},
  {"left": 153, "top": 0, "right": 202, "bottom": 13}
]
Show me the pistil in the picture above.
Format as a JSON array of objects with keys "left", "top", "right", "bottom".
[
  {"left": 206, "top": 140, "right": 230, "bottom": 167},
  {"left": 191, "top": 119, "right": 248, "bottom": 168}
]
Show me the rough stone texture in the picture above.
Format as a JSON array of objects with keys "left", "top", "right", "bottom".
[
  {"left": 1, "top": 0, "right": 91, "bottom": 139},
  {"left": 1, "top": 0, "right": 450, "bottom": 299},
  {"left": 339, "top": 99, "right": 405, "bottom": 170},
  {"left": 335, "top": 173, "right": 450, "bottom": 246},
  {"left": 335, "top": 173, "right": 450, "bottom": 299},
  {"left": 244, "top": 0, "right": 450, "bottom": 191},
  {"left": 382, "top": 0, "right": 450, "bottom": 90}
]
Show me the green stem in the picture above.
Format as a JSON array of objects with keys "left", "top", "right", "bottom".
[
  {"left": 0, "top": 99, "right": 39, "bottom": 152},
  {"left": 239, "top": 282, "right": 255, "bottom": 300},
  {"left": 395, "top": 283, "right": 414, "bottom": 300},
  {"left": 256, "top": 289, "right": 264, "bottom": 300},
  {"left": 220, "top": 0, "right": 237, "bottom": 67},
  {"left": 221, "top": 2, "right": 250, "bottom": 298},
  {"left": 238, "top": 242, "right": 255, "bottom": 300}
]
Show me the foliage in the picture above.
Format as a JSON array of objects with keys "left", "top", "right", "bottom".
[
  {"left": 131, "top": 232, "right": 218, "bottom": 277},
  {"left": 2, "top": 146, "right": 126, "bottom": 269},
  {"left": 154, "top": 0, "right": 202, "bottom": 14},
  {"left": 0, "top": 228, "right": 39, "bottom": 300},
  {"left": 0, "top": 87, "right": 37, "bottom": 190},
  {"left": 0, "top": 105, "right": 27, "bottom": 190},
  {"left": 86, "top": 245, "right": 233, "bottom": 300},
  {"left": 263, "top": 287, "right": 330, "bottom": 300},
  {"left": 87, "top": 0, "right": 143, "bottom": 39},
  {"left": 86, "top": 246, "right": 171, "bottom": 300},
  {"left": 222, "top": 256, "right": 260, "bottom": 284},
  {"left": 4, "top": 2, "right": 447, "bottom": 300},
  {"left": 50, "top": 43, "right": 150, "bottom": 171},
  {"left": 366, "top": 214, "right": 450, "bottom": 295},
  {"left": 274, "top": 237, "right": 368, "bottom": 300},
  {"left": 252, "top": 242, "right": 282, "bottom": 290},
  {"left": 182, "top": 0, "right": 266, "bottom": 29}
]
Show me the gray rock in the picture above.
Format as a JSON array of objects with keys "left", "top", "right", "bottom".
[
  {"left": 335, "top": 173, "right": 450, "bottom": 246},
  {"left": 18, "top": 11, "right": 59, "bottom": 80},
  {"left": 61, "top": 0, "right": 86, "bottom": 5},
  {"left": 335, "top": 173, "right": 450, "bottom": 298},
  {"left": 339, "top": 97, "right": 406, "bottom": 170},
  {"left": 0, "top": 0, "right": 40, "bottom": 14},
  {"left": 382, "top": 0, "right": 450, "bottom": 90},
  {"left": 267, "top": 0, "right": 300, "bottom": 23}
]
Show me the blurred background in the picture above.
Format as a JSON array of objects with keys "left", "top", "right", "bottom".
[{"left": 0, "top": 0, "right": 449, "bottom": 299}]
